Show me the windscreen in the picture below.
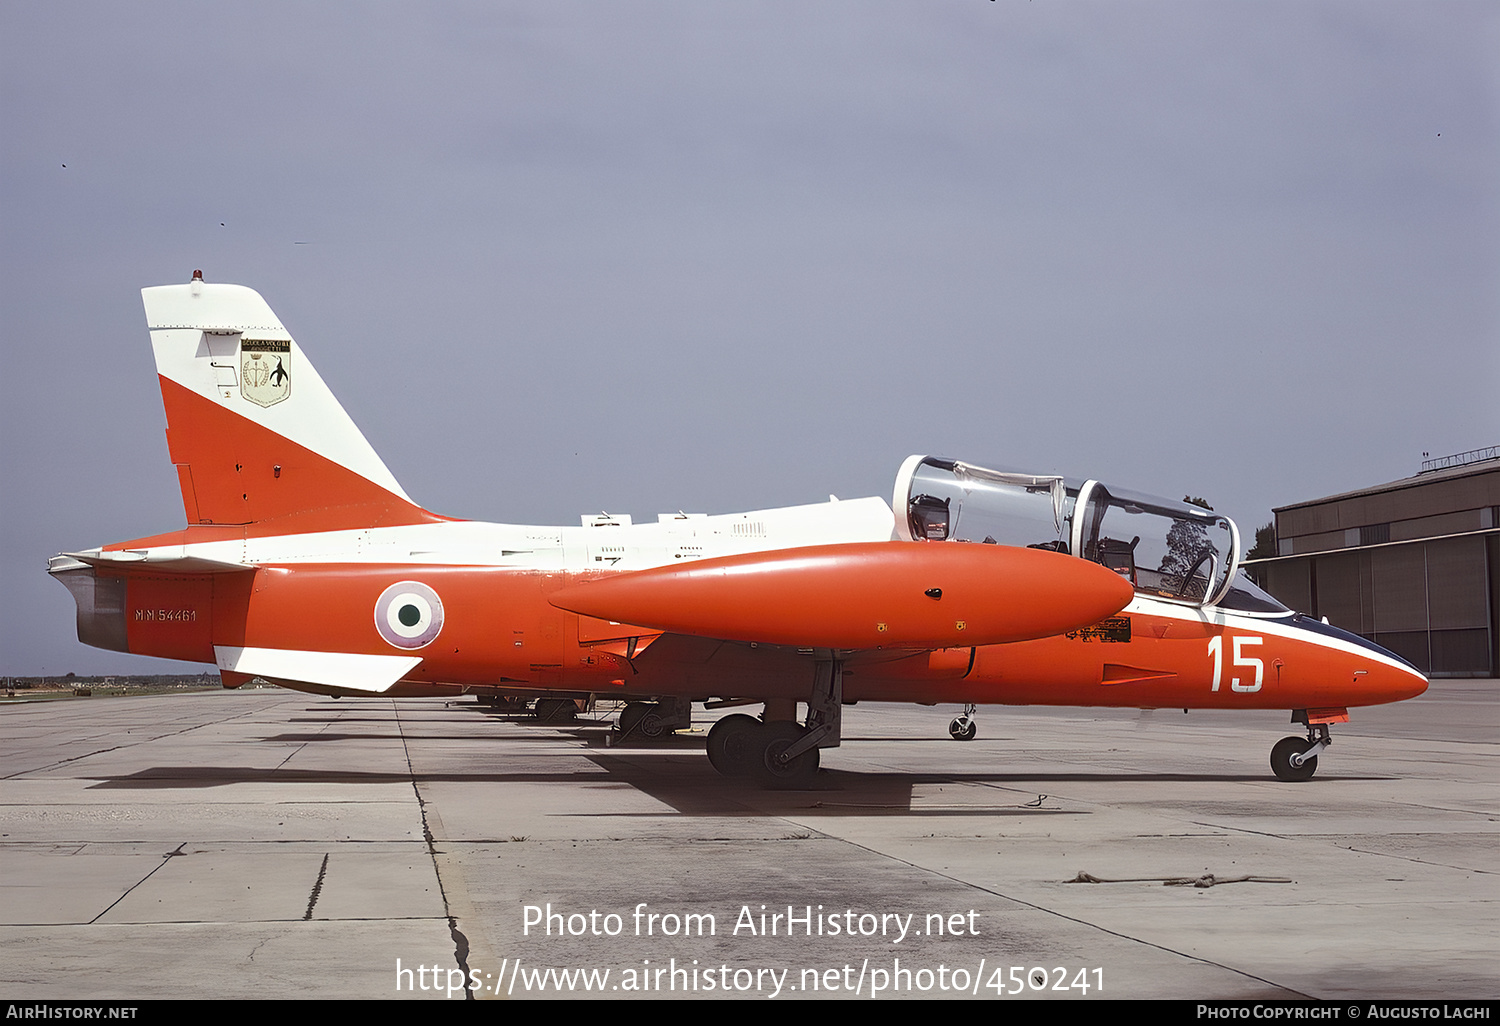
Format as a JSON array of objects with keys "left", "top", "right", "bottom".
[
  {"left": 1217, "top": 571, "right": 1293, "bottom": 615},
  {"left": 1074, "top": 483, "right": 1237, "bottom": 605}
]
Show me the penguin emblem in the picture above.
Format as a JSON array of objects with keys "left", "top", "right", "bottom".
[{"left": 241, "top": 339, "right": 291, "bottom": 407}]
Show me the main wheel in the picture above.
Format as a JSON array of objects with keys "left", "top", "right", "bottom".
[
  {"left": 618, "top": 702, "right": 666, "bottom": 739},
  {"left": 948, "top": 717, "right": 977, "bottom": 742},
  {"left": 706, "top": 714, "right": 760, "bottom": 777},
  {"left": 1270, "top": 735, "right": 1317, "bottom": 782},
  {"left": 534, "top": 698, "right": 577, "bottom": 723},
  {"left": 752, "top": 721, "right": 821, "bottom": 790}
]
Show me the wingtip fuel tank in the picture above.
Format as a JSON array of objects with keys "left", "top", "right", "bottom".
[{"left": 547, "top": 541, "right": 1136, "bottom": 650}]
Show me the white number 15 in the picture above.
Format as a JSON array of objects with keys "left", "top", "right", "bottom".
[{"left": 1208, "top": 635, "right": 1263, "bottom": 693}]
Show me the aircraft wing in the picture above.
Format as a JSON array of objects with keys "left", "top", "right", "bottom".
[{"left": 547, "top": 541, "right": 1134, "bottom": 650}]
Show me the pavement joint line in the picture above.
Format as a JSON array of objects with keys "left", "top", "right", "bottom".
[
  {"left": 271, "top": 700, "right": 345, "bottom": 773},
  {"left": 2, "top": 704, "right": 270, "bottom": 780},
  {"left": 1308, "top": 844, "right": 1495, "bottom": 876},
  {"left": 303, "top": 852, "right": 330, "bottom": 920},
  {"left": 821, "top": 831, "right": 1316, "bottom": 1000},
  {"left": 395, "top": 699, "right": 479, "bottom": 1000},
  {"left": 87, "top": 841, "right": 186, "bottom": 925}
]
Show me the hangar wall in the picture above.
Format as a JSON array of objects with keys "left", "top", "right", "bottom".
[{"left": 1245, "top": 450, "right": 1500, "bottom": 678}]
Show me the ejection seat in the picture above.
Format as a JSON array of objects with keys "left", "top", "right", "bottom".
[
  {"left": 1097, "top": 535, "right": 1140, "bottom": 585},
  {"left": 908, "top": 494, "right": 951, "bottom": 541}
]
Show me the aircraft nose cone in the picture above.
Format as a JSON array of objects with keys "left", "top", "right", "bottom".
[
  {"left": 1359, "top": 661, "right": 1428, "bottom": 705},
  {"left": 1391, "top": 665, "right": 1429, "bottom": 702}
]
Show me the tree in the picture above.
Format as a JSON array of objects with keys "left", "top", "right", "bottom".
[
  {"left": 1241, "top": 521, "right": 1277, "bottom": 586},
  {"left": 1245, "top": 522, "right": 1276, "bottom": 561},
  {"left": 1162, "top": 517, "right": 1212, "bottom": 597}
]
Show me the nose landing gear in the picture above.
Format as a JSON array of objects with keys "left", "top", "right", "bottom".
[
  {"left": 948, "top": 704, "right": 977, "bottom": 741},
  {"left": 1270, "top": 721, "right": 1332, "bottom": 781}
]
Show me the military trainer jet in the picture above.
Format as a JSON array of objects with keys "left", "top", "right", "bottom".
[{"left": 50, "top": 275, "right": 1428, "bottom": 787}]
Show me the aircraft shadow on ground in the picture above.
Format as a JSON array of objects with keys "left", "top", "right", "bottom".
[
  {"left": 77, "top": 721, "right": 1390, "bottom": 806},
  {"left": 573, "top": 753, "right": 1339, "bottom": 816}
]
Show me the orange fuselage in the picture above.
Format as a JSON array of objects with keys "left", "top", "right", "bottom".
[{"left": 105, "top": 557, "right": 1426, "bottom": 712}]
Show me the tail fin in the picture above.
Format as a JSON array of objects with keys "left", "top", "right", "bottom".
[{"left": 144, "top": 275, "right": 444, "bottom": 533}]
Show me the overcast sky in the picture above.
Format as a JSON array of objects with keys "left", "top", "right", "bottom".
[{"left": 2, "top": 1, "right": 1496, "bottom": 676}]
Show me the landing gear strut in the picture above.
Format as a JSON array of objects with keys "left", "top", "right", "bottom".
[
  {"left": 1270, "top": 721, "right": 1331, "bottom": 782},
  {"left": 948, "top": 704, "right": 977, "bottom": 741}
]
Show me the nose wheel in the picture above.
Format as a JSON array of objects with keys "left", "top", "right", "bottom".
[
  {"left": 1270, "top": 722, "right": 1331, "bottom": 781},
  {"left": 948, "top": 704, "right": 978, "bottom": 741}
]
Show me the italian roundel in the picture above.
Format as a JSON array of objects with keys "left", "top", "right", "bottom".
[{"left": 375, "top": 581, "right": 445, "bottom": 649}]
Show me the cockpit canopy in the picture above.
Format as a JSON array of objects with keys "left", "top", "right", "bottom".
[{"left": 894, "top": 455, "right": 1246, "bottom": 609}]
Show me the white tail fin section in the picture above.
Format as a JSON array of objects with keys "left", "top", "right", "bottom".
[{"left": 143, "top": 277, "right": 441, "bottom": 532}]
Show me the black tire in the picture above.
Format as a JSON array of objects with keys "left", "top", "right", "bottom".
[
  {"left": 706, "top": 714, "right": 760, "bottom": 776},
  {"left": 618, "top": 702, "right": 665, "bottom": 739},
  {"left": 1271, "top": 735, "right": 1317, "bottom": 782},
  {"left": 535, "top": 698, "right": 577, "bottom": 723},
  {"left": 752, "top": 721, "right": 821, "bottom": 790},
  {"left": 639, "top": 709, "right": 666, "bottom": 739},
  {"left": 948, "top": 717, "right": 977, "bottom": 742}
]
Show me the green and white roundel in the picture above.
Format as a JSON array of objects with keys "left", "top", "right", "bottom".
[{"left": 375, "top": 581, "right": 444, "bottom": 649}]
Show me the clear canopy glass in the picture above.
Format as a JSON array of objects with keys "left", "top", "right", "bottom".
[
  {"left": 896, "top": 456, "right": 1242, "bottom": 608},
  {"left": 901, "top": 457, "right": 1074, "bottom": 550},
  {"left": 1073, "top": 482, "right": 1237, "bottom": 604}
]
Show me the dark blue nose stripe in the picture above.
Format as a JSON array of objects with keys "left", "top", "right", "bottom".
[{"left": 1286, "top": 614, "right": 1421, "bottom": 673}]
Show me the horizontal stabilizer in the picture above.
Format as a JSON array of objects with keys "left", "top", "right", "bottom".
[
  {"left": 548, "top": 541, "right": 1135, "bottom": 650},
  {"left": 214, "top": 646, "right": 422, "bottom": 693},
  {"left": 57, "top": 551, "right": 253, "bottom": 574}
]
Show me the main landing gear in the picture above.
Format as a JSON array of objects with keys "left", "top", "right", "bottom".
[
  {"left": 1270, "top": 720, "right": 1332, "bottom": 782},
  {"left": 948, "top": 704, "right": 978, "bottom": 741},
  {"left": 706, "top": 715, "right": 821, "bottom": 788},
  {"left": 706, "top": 657, "right": 843, "bottom": 789},
  {"left": 616, "top": 699, "right": 692, "bottom": 740},
  {"left": 532, "top": 697, "right": 581, "bottom": 723}
]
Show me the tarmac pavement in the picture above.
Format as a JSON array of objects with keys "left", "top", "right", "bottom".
[{"left": 0, "top": 681, "right": 1494, "bottom": 1000}]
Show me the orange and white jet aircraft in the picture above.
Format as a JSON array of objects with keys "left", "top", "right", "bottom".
[{"left": 50, "top": 275, "right": 1428, "bottom": 787}]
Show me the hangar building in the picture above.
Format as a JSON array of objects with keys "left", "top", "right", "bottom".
[{"left": 1248, "top": 447, "right": 1500, "bottom": 678}]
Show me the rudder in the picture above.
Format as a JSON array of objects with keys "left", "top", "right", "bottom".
[{"left": 144, "top": 273, "right": 443, "bottom": 533}]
